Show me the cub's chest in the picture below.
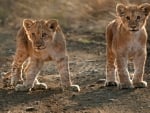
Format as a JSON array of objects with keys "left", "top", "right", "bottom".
[
  {"left": 32, "top": 50, "right": 52, "bottom": 61},
  {"left": 127, "top": 33, "right": 143, "bottom": 55}
]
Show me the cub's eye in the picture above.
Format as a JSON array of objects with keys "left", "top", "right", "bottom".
[
  {"left": 137, "top": 16, "right": 141, "bottom": 20},
  {"left": 126, "top": 16, "right": 130, "bottom": 20},
  {"left": 42, "top": 33, "right": 47, "bottom": 37}
]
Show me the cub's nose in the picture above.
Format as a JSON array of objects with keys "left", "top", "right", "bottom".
[
  {"left": 130, "top": 25, "right": 136, "bottom": 29},
  {"left": 35, "top": 41, "right": 42, "bottom": 47}
]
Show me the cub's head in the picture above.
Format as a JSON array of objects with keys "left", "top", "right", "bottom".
[
  {"left": 23, "top": 19, "right": 58, "bottom": 51},
  {"left": 116, "top": 3, "right": 150, "bottom": 32}
]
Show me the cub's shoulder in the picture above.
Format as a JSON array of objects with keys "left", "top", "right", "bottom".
[
  {"left": 16, "top": 27, "right": 29, "bottom": 48},
  {"left": 106, "top": 19, "right": 121, "bottom": 34},
  {"left": 107, "top": 19, "right": 121, "bottom": 29}
]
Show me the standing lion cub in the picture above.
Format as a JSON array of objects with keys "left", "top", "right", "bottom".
[
  {"left": 105, "top": 3, "right": 150, "bottom": 89},
  {"left": 4, "top": 19, "right": 80, "bottom": 92}
]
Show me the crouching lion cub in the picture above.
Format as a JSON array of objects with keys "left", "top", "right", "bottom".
[
  {"left": 4, "top": 19, "right": 80, "bottom": 92},
  {"left": 105, "top": 3, "right": 150, "bottom": 89}
]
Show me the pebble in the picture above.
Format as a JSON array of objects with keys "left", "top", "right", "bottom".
[
  {"left": 34, "top": 101, "right": 40, "bottom": 105},
  {"left": 92, "top": 69, "right": 98, "bottom": 73},
  {"left": 108, "top": 98, "right": 118, "bottom": 102},
  {"left": 96, "top": 79, "right": 106, "bottom": 84},
  {"left": 88, "top": 84, "right": 95, "bottom": 87},
  {"left": 72, "top": 94, "right": 76, "bottom": 98},
  {"left": 26, "top": 107, "right": 37, "bottom": 112},
  {"left": 140, "top": 106, "right": 143, "bottom": 109}
]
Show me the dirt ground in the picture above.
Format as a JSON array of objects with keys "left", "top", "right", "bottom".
[
  {"left": 0, "top": 29, "right": 150, "bottom": 113},
  {"left": 0, "top": 0, "right": 150, "bottom": 113}
]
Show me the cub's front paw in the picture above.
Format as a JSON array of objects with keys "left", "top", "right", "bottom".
[
  {"left": 11, "top": 77, "right": 23, "bottom": 86},
  {"left": 33, "top": 83, "right": 48, "bottom": 90},
  {"left": 2, "top": 77, "right": 11, "bottom": 87},
  {"left": 105, "top": 81, "right": 118, "bottom": 87},
  {"left": 133, "top": 81, "right": 147, "bottom": 88},
  {"left": 119, "top": 81, "right": 134, "bottom": 89},
  {"left": 64, "top": 85, "right": 80, "bottom": 92},
  {"left": 1, "top": 72, "right": 11, "bottom": 87},
  {"left": 15, "top": 84, "right": 31, "bottom": 92}
]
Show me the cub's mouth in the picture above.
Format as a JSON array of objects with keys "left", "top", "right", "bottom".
[
  {"left": 129, "top": 29, "right": 139, "bottom": 32},
  {"left": 128, "top": 26, "right": 139, "bottom": 32},
  {"left": 129, "top": 28, "right": 139, "bottom": 32},
  {"left": 34, "top": 46, "right": 46, "bottom": 51}
]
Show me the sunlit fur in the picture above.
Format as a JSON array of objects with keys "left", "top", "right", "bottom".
[
  {"left": 105, "top": 3, "right": 150, "bottom": 89},
  {"left": 6, "top": 19, "right": 80, "bottom": 92}
]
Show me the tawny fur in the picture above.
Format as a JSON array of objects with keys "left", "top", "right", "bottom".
[
  {"left": 5, "top": 19, "right": 80, "bottom": 92},
  {"left": 105, "top": 3, "right": 150, "bottom": 89}
]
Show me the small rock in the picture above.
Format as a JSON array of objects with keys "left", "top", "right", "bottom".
[
  {"left": 96, "top": 64, "right": 99, "bottom": 66},
  {"left": 63, "top": 107, "right": 68, "bottom": 111},
  {"left": 72, "top": 94, "right": 76, "bottom": 98},
  {"left": 34, "top": 101, "right": 40, "bottom": 105},
  {"left": 26, "top": 107, "right": 37, "bottom": 112},
  {"left": 87, "top": 97, "right": 92, "bottom": 101},
  {"left": 92, "top": 69, "right": 98, "bottom": 73},
  {"left": 96, "top": 79, "right": 106, "bottom": 84},
  {"left": 46, "top": 104, "right": 51, "bottom": 108},
  {"left": 88, "top": 84, "right": 95, "bottom": 87},
  {"left": 140, "top": 106, "right": 144, "bottom": 109},
  {"left": 109, "top": 98, "right": 117, "bottom": 102}
]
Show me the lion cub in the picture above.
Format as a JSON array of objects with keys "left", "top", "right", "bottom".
[
  {"left": 5, "top": 19, "right": 80, "bottom": 92},
  {"left": 105, "top": 3, "right": 150, "bottom": 89}
]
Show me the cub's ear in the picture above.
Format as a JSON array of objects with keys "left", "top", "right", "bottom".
[
  {"left": 139, "top": 3, "right": 150, "bottom": 16},
  {"left": 116, "top": 4, "right": 127, "bottom": 17},
  {"left": 46, "top": 19, "right": 58, "bottom": 32},
  {"left": 23, "top": 19, "right": 34, "bottom": 30}
]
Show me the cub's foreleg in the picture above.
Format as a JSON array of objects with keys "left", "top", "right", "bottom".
[
  {"left": 105, "top": 25, "right": 118, "bottom": 86},
  {"left": 15, "top": 59, "right": 46, "bottom": 91},
  {"left": 56, "top": 56, "right": 80, "bottom": 92},
  {"left": 133, "top": 50, "right": 147, "bottom": 88},
  {"left": 10, "top": 28, "right": 29, "bottom": 86},
  {"left": 105, "top": 46, "right": 118, "bottom": 86},
  {"left": 11, "top": 51, "right": 28, "bottom": 86},
  {"left": 116, "top": 54, "right": 133, "bottom": 89}
]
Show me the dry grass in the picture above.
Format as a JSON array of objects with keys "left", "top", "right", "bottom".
[
  {"left": 0, "top": 0, "right": 116, "bottom": 33},
  {"left": 0, "top": 0, "right": 150, "bottom": 34}
]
